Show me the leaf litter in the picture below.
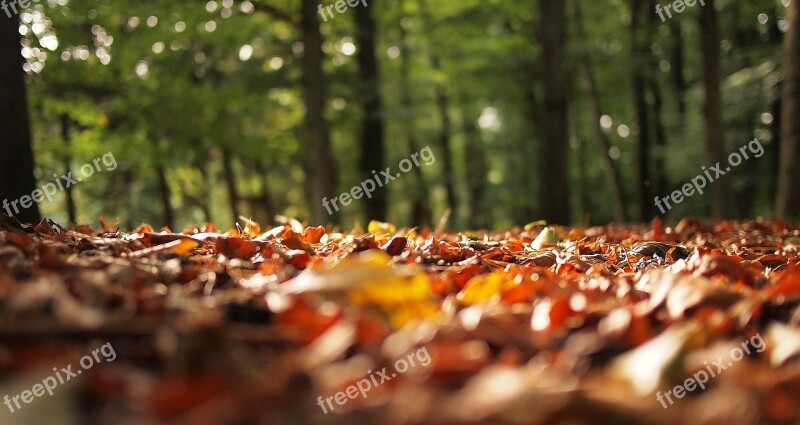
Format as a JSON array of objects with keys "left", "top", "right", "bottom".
[{"left": 1, "top": 215, "right": 800, "bottom": 424}]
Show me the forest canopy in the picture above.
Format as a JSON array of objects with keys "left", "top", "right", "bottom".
[{"left": 0, "top": 0, "right": 797, "bottom": 229}]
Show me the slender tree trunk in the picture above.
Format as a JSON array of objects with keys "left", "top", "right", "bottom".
[
  {"left": 461, "top": 101, "right": 491, "bottom": 228},
  {"left": 253, "top": 159, "right": 274, "bottom": 221},
  {"left": 585, "top": 69, "right": 628, "bottom": 223},
  {"left": 537, "top": 0, "right": 571, "bottom": 224},
  {"left": 776, "top": 0, "right": 800, "bottom": 218},
  {"left": 201, "top": 162, "right": 213, "bottom": 223},
  {"left": 647, "top": 0, "right": 668, "bottom": 203},
  {"left": 150, "top": 132, "right": 174, "bottom": 229},
  {"left": 155, "top": 163, "right": 174, "bottom": 230},
  {"left": 419, "top": 0, "right": 457, "bottom": 219},
  {"left": 670, "top": 20, "right": 687, "bottom": 115},
  {"left": 301, "top": 0, "right": 337, "bottom": 224},
  {"left": 398, "top": 19, "right": 431, "bottom": 227},
  {"left": 122, "top": 168, "right": 135, "bottom": 231},
  {"left": 650, "top": 78, "right": 669, "bottom": 202},
  {"left": 60, "top": 114, "right": 77, "bottom": 223},
  {"left": 199, "top": 196, "right": 212, "bottom": 223},
  {"left": 575, "top": 2, "right": 626, "bottom": 222},
  {"left": 434, "top": 83, "right": 458, "bottom": 216},
  {"left": 631, "top": 0, "right": 652, "bottom": 221},
  {"left": 0, "top": 14, "right": 40, "bottom": 224},
  {"left": 577, "top": 137, "right": 591, "bottom": 220},
  {"left": 699, "top": 0, "right": 732, "bottom": 218},
  {"left": 355, "top": 2, "right": 387, "bottom": 221},
  {"left": 769, "top": 94, "right": 782, "bottom": 210},
  {"left": 221, "top": 147, "right": 240, "bottom": 225},
  {"left": 522, "top": 85, "right": 540, "bottom": 221},
  {"left": 190, "top": 155, "right": 213, "bottom": 223}
]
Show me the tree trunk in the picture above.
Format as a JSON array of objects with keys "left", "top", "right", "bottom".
[
  {"left": 221, "top": 147, "right": 240, "bottom": 225},
  {"left": 647, "top": 0, "right": 668, "bottom": 203},
  {"left": 253, "top": 159, "right": 274, "bottom": 222},
  {"left": 699, "top": 0, "right": 732, "bottom": 218},
  {"left": 122, "top": 168, "right": 135, "bottom": 231},
  {"left": 189, "top": 155, "right": 213, "bottom": 223},
  {"left": 60, "top": 114, "right": 77, "bottom": 223},
  {"left": 577, "top": 136, "right": 591, "bottom": 221},
  {"left": 461, "top": 102, "right": 491, "bottom": 228},
  {"left": 769, "top": 93, "right": 782, "bottom": 211},
  {"left": 650, "top": 78, "right": 669, "bottom": 203},
  {"left": 776, "top": 0, "right": 800, "bottom": 218},
  {"left": 355, "top": 2, "right": 387, "bottom": 221},
  {"left": 0, "top": 14, "right": 40, "bottom": 224},
  {"left": 301, "top": 0, "right": 337, "bottom": 224},
  {"left": 398, "top": 18, "right": 431, "bottom": 227},
  {"left": 670, "top": 20, "right": 687, "bottom": 115},
  {"left": 631, "top": 0, "right": 652, "bottom": 221},
  {"left": 434, "top": 84, "right": 458, "bottom": 217},
  {"left": 538, "top": 0, "right": 571, "bottom": 224},
  {"left": 155, "top": 164, "right": 174, "bottom": 230},
  {"left": 200, "top": 162, "right": 213, "bottom": 223},
  {"left": 419, "top": 0, "right": 458, "bottom": 220},
  {"left": 575, "top": 2, "right": 626, "bottom": 223},
  {"left": 522, "top": 85, "right": 540, "bottom": 222}
]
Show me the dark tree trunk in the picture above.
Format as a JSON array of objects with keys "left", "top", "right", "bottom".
[
  {"left": 200, "top": 162, "right": 213, "bottom": 223},
  {"left": 769, "top": 93, "right": 782, "bottom": 213},
  {"left": 647, "top": 0, "right": 668, "bottom": 202},
  {"left": 419, "top": 0, "right": 457, "bottom": 220},
  {"left": 189, "top": 155, "right": 213, "bottom": 223},
  {"left": 670, "top": 20, "right": 687, "bottom": 115},
  {"left": 538, "top": 0, "right": 571, "bottom": 224},
  {"left": 221, "top": 147, "right": 240, "bottom": 225},
  {"left": 301, "top": 0, "right": 337, "bottom": 224},
  {"left": 60, "top": 114, "right": 77, "bottom": 223},
  {"left": 577, "top": 136, "right": 591, "bottom": 221},
  {"left": 399, "top": 18, "right": 431, "bottom": 227},
  {"left": 122, "top": 168, "right": 135, "bottom": 231},
  {"left": 650, "top": 78, "right": 669, "bottom": 203},
  {"left": 253, "top": 159, "right": 274, "bottom": 222},
  {"left": 631, "top": 0, "right": 652, "bottom": 221},
  {"left": 776, "top": 0, "right": 800, "bottom": 218},
  {"left": 575, "top": 2, "right": 626, "bottom": 223},
  {"left": 522, "top": 85, "right": 540, "bottom": 222},
  {"left": 155, "top": 163, "right": 174, "bottom": 230},
  {"left": 699, "top": 0, "right": 732, "bottom": 218},
  {"left": 0, "top": 14, "right": 40, "bottom": 224},
  {"left": 355, "top": 2, "right": 387, "bottom": 221},
  {"left": 461, "top": 102, "right": 490, "bottom": 229},
  {"left": 434, "top": 84, "right": 457, "bottom": 217}
]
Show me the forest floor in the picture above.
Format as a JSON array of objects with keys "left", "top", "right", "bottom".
[{"left": 0, "top": 214, "right": 799, "bottom": 425}]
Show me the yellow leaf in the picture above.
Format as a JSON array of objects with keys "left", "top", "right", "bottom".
[
  {"left": 368, "top": 220, "right": 396, "bottom": 236},
  {"left": 524, "top": 220, "right": 548, "bottom": 231},
  {"left": 170, "top": 238, "right": 201, "bottom": 256},
  {"left": 281, "top": 251, "right": 438, "bottom": 327},
  {"left": 457, "top": 272, "right": 508, "bottom": 305},
  {"left": 348, "top": 269, "right": 432, "bottom": 306}
]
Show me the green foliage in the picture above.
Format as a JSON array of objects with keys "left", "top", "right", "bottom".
[{"left": 22, "top": 0, "right": 787, "bottom": 228}]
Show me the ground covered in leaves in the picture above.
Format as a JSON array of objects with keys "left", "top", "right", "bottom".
[{"left": 1, "top": 214, "right": 800, "bottom": 425}]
